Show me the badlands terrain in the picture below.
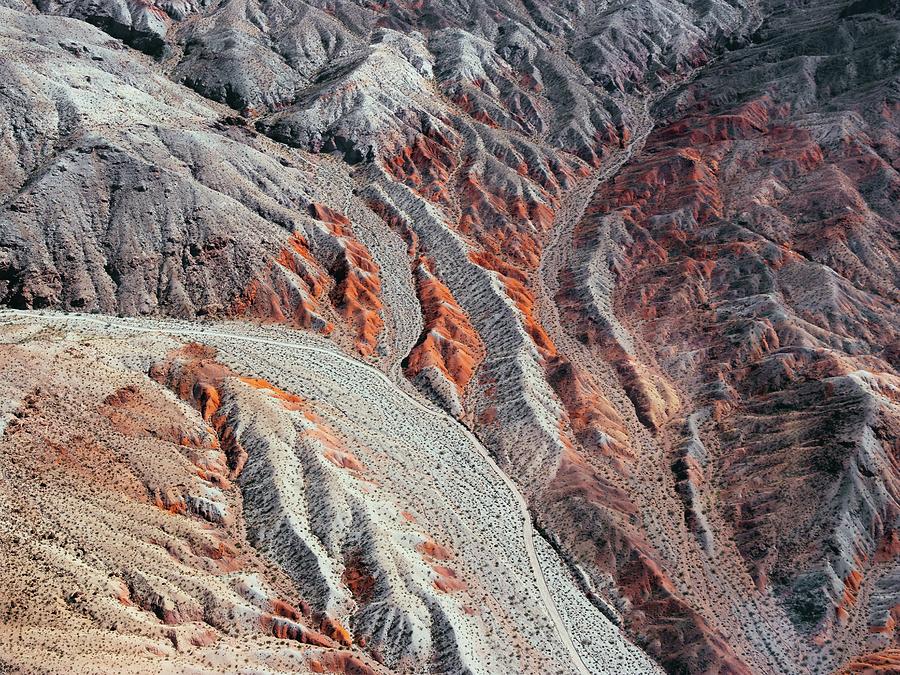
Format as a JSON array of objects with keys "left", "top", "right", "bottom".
[{"left": 0, "top": 0, "right": 898, "bottom": 672}]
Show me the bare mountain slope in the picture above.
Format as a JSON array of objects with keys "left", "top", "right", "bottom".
[{"left": 0, "top": 0, "right": 898, "bottom": 673}]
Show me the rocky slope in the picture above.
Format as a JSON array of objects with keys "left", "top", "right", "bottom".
[
  {"left": 0, "top": 312, "right": 659, "bottom": 674},
  {"left": 0, "top": 0, "right": 898, "bottom": 673}
]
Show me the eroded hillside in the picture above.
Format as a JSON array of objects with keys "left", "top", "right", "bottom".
[{"left": 0, "top": 0, "right": 897, "bottom": 673}]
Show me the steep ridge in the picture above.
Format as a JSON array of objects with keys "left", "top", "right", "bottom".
[
  {"left": 0, "top": 319, "right": 383, "bottom": 674},
  {"left": 0, "top": 0, "right": 898, "bottom": 672},
  {"left": 0, "top": 310, "right": 660, "bottom": 674},
  {"left": 551, "top": 1, "right": 900, "bottom": 672}
]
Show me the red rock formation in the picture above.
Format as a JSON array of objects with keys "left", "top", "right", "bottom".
[
  {"left": 431, "top": 564, "right": 467, "bottom": 593},
  {"left": 0, "top": 337, "right": 384, "bottom": 674},
  {"left": 546, "top": 445, "right": 636, "bottom": 517},
  {"left": 260, "top": 613, "right": 333, "bottom": 646},
  {"left": 404, "top": 258, "right": 484, "bottom": 399},
  {"left": 459, "top": 173, "right": 550, "bottom": 269},
  {"left": 3, "top": 0, "right": 899, "bottom": 671},
  {"left": 342, "top": 551, "right": 377, "bottom": 605},
  {"left": 322, "top": 617, "right": 354, "bottom": 647},
  {"left": 416, "top": 538, "right": 453, "bottom": 561},
  {"left": 149, "top": 345, "right": 248, "bottom": 476},
  {"left": 382, "top": 128, "right": 459, "bottom": 206},
  {"left": 102, "top": 383, "right": 221, "bottom": 452},
  {"left": 231, "top": 232, "right": 334, "bottom": 334},
  {"left": 227, "top": 204, "right": 385, "bottom": 356},
  {"left": 550, "top": 11, "right": 900, "bottom": 665},
  {"left": 238, "top": 376, "right": 306, "bottom": 411},
  {"left": 841, "top": 649, "right": 900, "bottom": 674},
  {"left": 469, "top": 249, "right": 555, "bottom": 357},
  {"left": 308, "top": 203, "right": 385, "bottom": 356},
  {"left": 546, "top": 356, "right": 630, "bottom": 456}
]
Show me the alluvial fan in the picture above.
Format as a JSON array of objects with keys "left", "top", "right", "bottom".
[{"left": 0, "top": 0, "right": 897, "bottom": 673}]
